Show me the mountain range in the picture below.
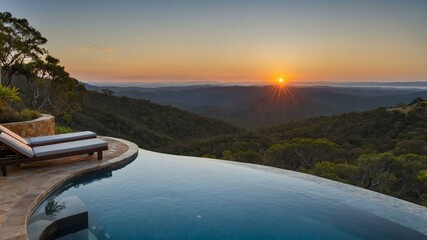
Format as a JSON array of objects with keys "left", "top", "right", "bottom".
[{"left": 85, "top": 84, "right": 427, "bottom": 128}]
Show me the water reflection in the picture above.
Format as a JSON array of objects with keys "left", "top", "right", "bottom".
[
  {"left": 71, "top": 169, "right": 113, "bottom": 189},
  {"left": 44, "top": 199, "right": 66, "bottom": 217}
]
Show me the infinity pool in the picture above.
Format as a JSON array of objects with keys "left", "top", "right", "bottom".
[{"left": 29, "top": 149, "right": 427, "bottom": 240}]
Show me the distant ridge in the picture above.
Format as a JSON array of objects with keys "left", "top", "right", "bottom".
[
  {"left": 84, "top": 83, "right": 427, "bottom": 128},
  {"left": 84, "top": 81, "right": 427, "bottom": 89}
]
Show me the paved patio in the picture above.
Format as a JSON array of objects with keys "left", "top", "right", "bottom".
[{"left": 0, "top": 137, "right": 139, "bottom": 240}]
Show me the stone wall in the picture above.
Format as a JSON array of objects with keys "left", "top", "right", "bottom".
[{"left": 2, "top": 114, "right": 55, "bottom": 137}]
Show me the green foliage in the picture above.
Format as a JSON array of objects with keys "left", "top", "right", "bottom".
[
  {"left": 166, "top": 132, "right": 271, "bottom": 158},
  {"left": 0, "top": 12, "right": 47, "bottom": 86},
  {"left": 18, "top": 109, "right": 41, "bottom": 121},
  {"left": 265, "top": 144, "right": 290, "bottom": 168},
  {"left": 311, "top": 161, "right": 340, "bottom": 181},
  {"left": 70, "top": 91, "right": 241, "bottom": 150},
  {"left": 264, "top": 138, "right": 341, "bottom": 170},
  {"left": 310, "top": 161, "right": 359, "bottom": 183},
  {"left": 221, "top": 150, "right": 234, "bottom": 160},
  {"left": 0, "top": 106, "right": 19, "bottom": 123},
  {"left": 357, "top": 152, "right": 397, "bottom": 193},
  {"left": 233, "top": 150, "right": 264, "bottom": 164},
  {"left": 0, "top": 84, "right": 20, "bottom": 109},
  {"left": 19, "top": 55, "right": 86, "bottom": 117},
  {"left": 395, "top": 139, "right": 427, "bottom": 155},
  {"left": 0, "top": 108, "right": 40, "bottom": 123},
  {"left": 418, "top": 170, "right": 427, "bottom": 183},
  {"left": 62, "top": 112, "right": 73, "bottom": 124},
  {"left": 0, "top": 12, "right": 84, "bottom": 121},
  {"left": 55, "top": 125, "right": 74, "bottom": 134},
  {"left": 0, "top": 83, "right": 28, "bottom": 123}
]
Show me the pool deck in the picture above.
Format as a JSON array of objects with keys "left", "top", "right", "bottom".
[{"left": 0, "top": 137, "right": 139, "bottom": 240}]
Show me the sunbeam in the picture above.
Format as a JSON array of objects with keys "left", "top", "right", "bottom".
[{"left": 268, "top": 77, "right": 296, "bottom": 103}]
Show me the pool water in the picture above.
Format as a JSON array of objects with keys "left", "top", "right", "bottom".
[{"left": 30, "top": 149, "right": 427, "bottom": 240}]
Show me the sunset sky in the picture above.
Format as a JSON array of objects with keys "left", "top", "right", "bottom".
[{"left": 3, "top": 0, "right": 427, "bottom": 84}]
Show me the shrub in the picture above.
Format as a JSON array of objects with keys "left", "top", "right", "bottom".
[
  {"left": 56, "top": 125, "right": 74, "bottom": 134},
  {"left": 19, "top": 109, "right": 41, "bottom": 121},
  {"left": 0, "top": 107, "right": 19, "bottom": 123},
  {"left": 0, "top": 107, "right": 41, "bottom": 123}
]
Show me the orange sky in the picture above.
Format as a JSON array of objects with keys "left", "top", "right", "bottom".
[{"left": 4, "top": 0, "right": 427, "bottom": 84}]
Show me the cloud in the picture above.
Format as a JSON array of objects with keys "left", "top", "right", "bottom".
[
  {"left": 99, "top": 46, "right": 116, "bottom": 52},
  {"left": 74, "top": 45, "right": 116, "bottom": 53}
]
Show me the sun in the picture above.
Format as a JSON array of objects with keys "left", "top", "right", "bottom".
[{"left": 277, "top": 77, "right": 286, "bottom": 84}]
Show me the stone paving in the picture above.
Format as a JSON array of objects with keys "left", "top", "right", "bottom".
[{"left": 0, "top": 137, "right": 139, "bottom": 240}]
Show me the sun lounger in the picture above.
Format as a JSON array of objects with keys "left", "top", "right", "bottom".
[
  {"left": 0, "top": 132, "right": 108, "bottom": 176},
  {"left": 0, "top": 125, "right": 97, "bottom": 147}
]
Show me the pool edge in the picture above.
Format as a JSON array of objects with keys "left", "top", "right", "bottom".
[{"left": 0, "top": 137, "right": 139, "bottom": 240}]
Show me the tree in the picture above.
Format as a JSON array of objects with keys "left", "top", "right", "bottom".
[
  {"left": 0, "top": 12, "right": 47, "bottom": 86},
  {"left": 265, "top": 143, "right": 301, "bottom": 169},
  {"left": 311, "top": 161, "right": 359, "bottom": 183},
  {"left": 410, "top": 97, "right": 425, "bottom": 105},
  {"left": 417, "top": 170, "right": 427, "bottom": 205},
  {"left": 20, "top": 55, "right": 86, "bottom": 119},
  {"left": 394, "top": 154, "right": 427, "bottom": 201},
  {"left": 267, "top": 138, "right": 341, "bottom": 170},
  {"left": 221, "top": 150, "right": 234, "bottom": 160},
  {"left": 99, "top": 88, "right": 114, "bottom": 96},
  {"left": 357, "top": 152, "right": 396, "bottom": 193},
  {"left": 265, "top": 144, "right": 288, "bottom": 166},
  {"left": 395, "top": 139, "right": 427, "bottom": 155},
  {"left": 44, "top": 199, "right": 65, "bottom": 217},
  {"left": 233, "top": 150, "right": 263, "bottom": 163}
]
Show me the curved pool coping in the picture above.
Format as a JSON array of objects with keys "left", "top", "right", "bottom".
[{"left": 0, "top": 137, "right": 138, "bottom": 240}]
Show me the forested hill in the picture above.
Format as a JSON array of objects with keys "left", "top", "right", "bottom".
[
  {"left": 260, "top": 106, "right": 427, "bottom": 154},
  {"left": 166, "top": 100, "right": 427, "bottom": 206},
  {"left": 70, "top": 91, "right": 241, "bottom": 149},
  {"left": 168, "top": 101, "right": 427, "bottom": 158}
]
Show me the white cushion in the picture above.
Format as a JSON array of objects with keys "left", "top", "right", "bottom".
[
  {"left": 28, "top": 131, "right": 97, "bottom": 146},
  {"left": 33, "top": 138, "right": 107, "bottom": 157},
  {"left": 0, "top": 132, "right": 34, "bottom": 158},
  {"left": 0, "top": 125, "right": 30, "bottom": 145}
]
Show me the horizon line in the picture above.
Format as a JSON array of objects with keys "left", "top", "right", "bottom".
[{"left": 84, "top": 80, "right": 427, "bottom": 89}]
